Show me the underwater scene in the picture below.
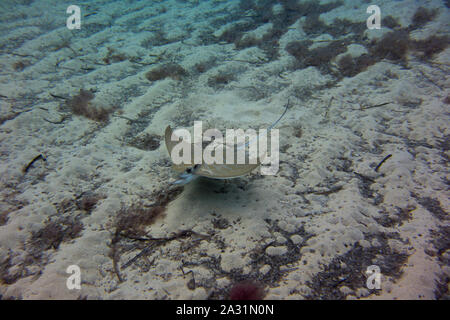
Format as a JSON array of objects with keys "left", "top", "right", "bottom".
[{"left": 0, "top": 0, "right": 448, "bottom": 300}]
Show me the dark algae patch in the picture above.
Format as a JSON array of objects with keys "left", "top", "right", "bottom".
[
  {"left": 306, "top": 233, "right": 409, "bottom": 299},
  {"left": 205, "top": 219, "right": 314, "bottom": 300},
  {"left": 1, "top": 215, "right": 84, "bottom": 286},
  {"left": 108, "top": 186, "right": 184, "bottom": 282},
  {"left": 66, "top": 89, "right": 115, "bottom": 122},
  {"left": 429, "top": 226, "right": 450, "bottom": 299},
  {"left": 145, "top": 63, "right": 188, "bottom": 81},
  {"left": 127, "top": 133, "right": 161, "bottom": 151},
  {"left": 412, "top": 194, "right": 447, "bottom": 220}
]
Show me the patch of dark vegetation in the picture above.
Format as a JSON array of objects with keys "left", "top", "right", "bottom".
[
  {"left": 0, "top": 112, "right": 19, "bottom": 126},
  {"left": 207, "top": 72, "right": 236, "bottom": 89},
  {"left": 435, "top": 273, "right": 450, "bottom": 300},
  {"left": 29, "top": 215, "right": 84, "bottom": 253},
  {"left": 237, "top": 0, "right": 253, "bottom": 11},
  {"left": 75, "top": 192, "right": 105, "bottom": 213},
  {"left": 288, "top": 21, "right": 447, "bottom": 78},
  {"left": 444, "top": 96, "right": 450, "bottom": 104},
  {"left": 307, "top": 232, "right": 409, "bottom": 299},
  {"left": 412, "top": 35, "right": 450, "bottom": 60},
  {"left": 12, "top": 60, "right": 30, "bottom": 71},
  {"left": 226, "top": 0, "right": 343, "bottom": 62},
  {"left": 108, "top": 186, "right": 184, "bottom": 282},
  {"left": 53, "top": 192, "right": 104, "bottom": 216},
  {"left": 295, "top": 182, "right": 344, "bottom": 199},
  {"left": 103, "top": 47, "right": 127, "bottom": 64},
  {"left": 293, "top": 125, "right": 302, "bottom": 138},
  {"left": 437, "top": 134, "right": 450, "bottom": 163},
  {"left": 211, "top": 217, "right": 230, "bottom": 230},
  {"left": 279, "top": 160, "right": 301, "bottom": 188},
  {"left": 334, "top": 157, "right": 353, "bottom": 174},
  {"left": 410, "top": 7, "right": 438, "bottom": 30},
  {"left": 280, "top": 0, "right": 343, "bottom": 18},
  {"left": 337, "top": 53, "right": 376, "bottom": 78},
  {"left": 306, "top": 41, "right": 348, "bottom": 70},
  {"left": 259, "top": 27, "right": 285, "bottom": 61},
  {"left": 369, "top": 30, "right": 410, "bottom": 62},
  {"left": 286, "top": 40, "right": 347, "bottom": 74},
  {"left": 217, "top": 21, "right": 254, "bottom": 44},
  {"left": 233, "top": 25, "right": 282, "bottom": 56},
  {"left": 207, "top": 219, "right": 312, "bottom": 299},
  {"left": 430, "top": 225, "right": 450, "bottom": 299},
  {"left": 16, "top": 0, "right": 35, "bottom": 5},
  {"left": 382, "top": 15, "right": 401, "bottom": 29},
  {"left": 412, "top": 194, "right": 447, "bottom": 220},
  {"left": 0, "top": 214, "right": 86, "bottom": 285},
  {"left": 374, "top": 206, "right": 415, "bottom": 228},
  {"left": 196, "top": 28, "right": 217, "bottom": 45},
  {"left": 326, "top": 18, "right": 366, "bottom": 38},
  {"left": 285, "top": 40, "right": 311, "bottom": 61},
  {"left": 252, "top": 2, "right": 359, "bottom": 40},
  {"left": 302, "top": 13, "right": 328, "bottom": 36},
  {"left": 66, "top": 89, "right": 115, "bottom": 122},
  {"left": 430, "top": 225, "right": 450, "bottom": 265},
  {"left": 0, "top": 188, "right": 28, "bottom": 228},
  {"left": 353, "top": 172, "right": 377, "bottom": 200},
  {"left": 122, "top": 229, "right": 210, "bottom": 283},
  {"left": 113, "top": 204, "right": 166, "bottom": 240},
  {"left": 127, "top": 133, "right": 161, "bottom": 151},
  {"left": 250, "top": 219, "right": 313, "bottom": 284},
  {"left": 145, "top": 63, "right": 188, "bottom": 81},
  {"left": 0, "top": 251, "right": 18, "bottom": 285},
  {"left": 202, "top": 218, "right": 314, "bottom": 299},
  {"left": 193, "top": 58, "right": 216, "bottom": 74},
  {"left": 402, "top": 139, "right": 433, "bottom": 161},
  {"left": 0, "top": 211, "right": 9, "bottom": 226}
]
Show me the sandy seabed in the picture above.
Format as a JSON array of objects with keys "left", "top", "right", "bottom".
[{"left": 0, "top": 0, "right": 449, "bottom": 299}]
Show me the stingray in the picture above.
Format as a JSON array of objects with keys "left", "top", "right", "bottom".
[{"left": 165, "top": 102, "right": 289, "bottom": 185}]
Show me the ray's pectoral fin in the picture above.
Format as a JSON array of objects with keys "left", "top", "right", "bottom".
[
  {"left": 165, "top": 125, "right": 198, "bottom": 184},
  {"left": 166, "top": 125, "right": 194, "bottom": 173}
]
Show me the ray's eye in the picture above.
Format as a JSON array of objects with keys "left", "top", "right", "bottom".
[{"left": 186, "top": 164, "right": 199, "bottom": 174}]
